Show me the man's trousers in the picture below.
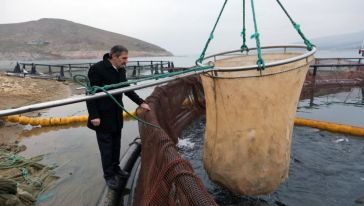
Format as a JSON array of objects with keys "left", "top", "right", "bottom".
[{"left": 95, "top": 130, "right": 122, "bottom": 179}]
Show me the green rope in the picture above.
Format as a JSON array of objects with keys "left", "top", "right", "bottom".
[
  {"left": 20, "top": 168, "right": 43, "bottom": 189},
  {"left": 250, "top": 0, "right": 265, "bottom": 69},
  {"left": 0, "top": 150, "right": 24, "bottom": 168},
  {"left": 240, "top": 0, "right": 249, "bottom": 53},
  {"left": 75, "top": 66, "right": 211, "bottom": 95},
  {"left": 74, "top": 74, "right": 161, "bottom": 129},
  {"left": 275, "top": 0, "right": 314, "bottom": 51},
  {"left": 0, "top": 149, "right": 43, "bottom": 170},
  {"left": 197, "top": 0, "right": 228, "bottom": 63},
  {"left": 73, "top": 65, "right": 213, "bottom": 129}
]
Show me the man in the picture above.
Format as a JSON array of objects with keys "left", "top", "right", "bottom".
[{"left": 86, "top": 45, "right": 151, "bottom": 190}]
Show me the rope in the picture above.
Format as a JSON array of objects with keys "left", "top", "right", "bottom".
[
  {"left": 74, "top": 74, "right": 160, "bottom": 128},
  {"left": 74, "top": 66, "right": 212, "bottom": 95},
  {"left": 0, "top": 146, "right": 57, "bottom": 205},
  {"left": 197, "top": 0, "right": 228, "bottom": 63},
  {"left": 73, "top": 65, "right": 213, "bottom": 129},
  {"left": 250, "top": 0, "right": 265, "bottom": 70},
  {"left": 21, "top": 168, "right": 42, "bottom": 187},
  {"left": 240, "top": 0, "right": 249, "bottom": 53},
  {"left": 275, "top": 0, "right": 314, "bottom": 51},
  {"left": 0, "top": 149, "right": 27, "bottom": 169},
  {"left": 0, "top": 149, "right": 44, "bottom": 170}
]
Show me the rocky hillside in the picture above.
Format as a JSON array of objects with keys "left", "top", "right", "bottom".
[{"left": 0, "top": 18, "right": 172, "bottom": 60}]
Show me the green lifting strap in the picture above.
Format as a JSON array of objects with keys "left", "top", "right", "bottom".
[
  {"left": 240, "top": 0, "right": 249, "bottom": 53},
  {"left": 275, "top": 0, "right": 314, "bottom": 51},
  {"left": 250, "top": 0, "right": 265, "bottom": 69},
  {"left": 197, "top": 0, "right": 228, "bottom": 63}
]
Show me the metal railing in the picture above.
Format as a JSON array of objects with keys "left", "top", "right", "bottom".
[
  {"left": 310, "top": 58, "right": 364, "bottom": 76},
  {"left": 11, "top": 60, "right": 175, "bottom": 80}
]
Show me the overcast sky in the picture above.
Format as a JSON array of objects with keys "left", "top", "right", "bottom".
[{"left": 1, "top": 0, "right": 363, "bottom": 55}]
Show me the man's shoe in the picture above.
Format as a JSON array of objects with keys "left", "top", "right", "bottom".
[
  {"left": 105, "top": 177, "right": 120, "bottom": 190},
  {"left": 115, "top": 169, "right": 129, "bottom": 178}
]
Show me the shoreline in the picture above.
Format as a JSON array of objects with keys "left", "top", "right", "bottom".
[{"left": 0, "top": 73, "right": 77, "bottom": 145}]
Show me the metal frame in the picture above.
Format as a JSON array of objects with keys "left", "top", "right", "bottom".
[{"left": 196, "top": 45, "right": 317, "bottom": 72}]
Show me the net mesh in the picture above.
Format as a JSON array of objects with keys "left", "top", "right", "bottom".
[
  {"left": 134, "top": 76, "right": 217, "bottom": 206},
  {"left": 133, "top": 58, "right": 363, "bottom": 205},
  {"left": 200, "top": 53, "right": 312, "bottom": 195}
]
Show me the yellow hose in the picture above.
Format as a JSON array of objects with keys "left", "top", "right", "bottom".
[
  {"left": 1, "top": 113, "right": 364, "bottom": 137},
  {"left": 0, "top": 111, "right": 136, "bottom": 127}
]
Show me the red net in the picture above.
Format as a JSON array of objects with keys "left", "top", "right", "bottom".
[
  {"left": 305, "top": 60, "right": 364, "bottom": 87},
  {"left": 134, "top": 75, "right": 217, "bottom": 206}
]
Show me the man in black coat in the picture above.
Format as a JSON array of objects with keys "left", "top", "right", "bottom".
[{"left": 86, "top": 45, "right": 151, "bottom": 190}]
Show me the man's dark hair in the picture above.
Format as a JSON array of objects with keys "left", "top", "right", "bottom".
[{"left": 109, "top": 45, "right": 128, "bottom": 58}]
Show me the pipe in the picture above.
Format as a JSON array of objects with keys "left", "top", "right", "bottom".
[
  {"left": 97, "top": 139, "right": 141, "bottom": 206},
  {"left": 0, "top": 69, "right": 212, "bottom": 117},
  {"left": 119, "top": 140, "right": 142, "bottom": 178}
]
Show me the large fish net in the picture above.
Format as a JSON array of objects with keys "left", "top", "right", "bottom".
[{"left": 134, "top": 76, "right": 217, "bottom": 206}]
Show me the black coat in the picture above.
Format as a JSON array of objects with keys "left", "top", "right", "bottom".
[{"left": 86, "top": 53, "right": 144, "bottom": 132}]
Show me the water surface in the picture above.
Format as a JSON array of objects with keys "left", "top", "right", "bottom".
[{"left": 179, "top": 86, "right": 364, "bottom": 206}]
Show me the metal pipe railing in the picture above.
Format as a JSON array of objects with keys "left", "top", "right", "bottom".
[
  {"left": 97, "top": 138, "right": 141, "bottom": 206},
  {"left": 0, "top": 68, "right": 212, "bottom": 117}
]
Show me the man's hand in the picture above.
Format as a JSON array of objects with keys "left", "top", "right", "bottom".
[
  {"left": 140, "top": 102, "right": 151, "bottom": 111},
  {"left": 91, "top": 118, "right": 101, "bottom": 126}
]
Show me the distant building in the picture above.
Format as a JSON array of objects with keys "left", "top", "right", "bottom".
[{"left": 27, "top": 40, "right": 50, "bottom": 45}]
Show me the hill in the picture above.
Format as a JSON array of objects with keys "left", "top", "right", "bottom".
[
  {"left": 0, "top": 18, "right": 172, "bottom": 60},
  {"left": 311, "top": 30, "right": 364, "bottom": 50}
]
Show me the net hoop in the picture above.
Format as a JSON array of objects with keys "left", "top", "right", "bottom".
[{"left": 196, "top": 44, "right": 317, "bottom": 72}]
